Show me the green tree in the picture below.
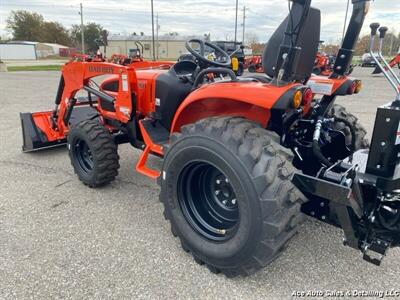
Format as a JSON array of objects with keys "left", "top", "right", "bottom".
[
  {"left": 70, "top": 22, "right": 104, "bottom": 53},
  {"left": 41, "top": 21, "right": 72, "bottom": 45},
  {"left": 354, "top": 35, "right": 370, "bottom": 56},
  {"left": 6, "top": 10, "right": 43, "bottom": 41},
  {"left": 320, "top": 44, "right": 340, "bottom": 56},
  {"left": 355, "top": 32, "right": 400, "bottom": 56}
]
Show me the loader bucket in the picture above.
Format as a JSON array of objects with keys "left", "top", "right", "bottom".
[{"left": 20, "top": 112, "right": 66, "bottom": 152}]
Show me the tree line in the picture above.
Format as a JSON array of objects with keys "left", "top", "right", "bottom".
[
  {"left": 5, "top": 10, "right": 106, "bottom": 53},
  {"left": 4, "top": 10, "right": 400, "bottom": 57},
  {"left": 244, "top": 29, "right": 399, "bottom": 57},
  {"left": 319, "top": 32, "right": 400, "bottom": 57}
]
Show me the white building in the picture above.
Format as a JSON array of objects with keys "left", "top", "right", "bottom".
[
  {"left": 0, "top": 41, "right": 70, "bottom": 60},
  {"left": 0, "top": 43, "right": 36, "bottom": 60}
]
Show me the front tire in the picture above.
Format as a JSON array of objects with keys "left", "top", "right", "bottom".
[
  {"left": 160, "top": 117, "right": 305, "bottom": 277},
  {"left": 68, "top": 120, "right": 120, "bottom": 187}
]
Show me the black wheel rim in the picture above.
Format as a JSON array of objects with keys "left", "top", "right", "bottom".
[
  {"left": 178, "top": 162, "right": 239, "bottom": 241},
  {"left": 73, "top": 138, "right": 94, "bottom": 174}
]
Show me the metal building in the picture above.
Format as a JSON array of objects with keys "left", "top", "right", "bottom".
[
  {"left": 104, "top": 35, "right": 203, "bottom": 60},
  {"left": 0, "top": 43, "right": 37, "bottom": 60}
]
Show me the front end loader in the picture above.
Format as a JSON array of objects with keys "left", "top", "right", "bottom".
[{"left": 20, "top": 0, "right": 399, "bottom": 277}]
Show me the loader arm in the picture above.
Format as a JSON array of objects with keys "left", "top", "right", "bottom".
[
  {"left": 55, "top": 62, "right": 139, "bottom": 134},
  {"left": 21, "top": 62, "right": 139, "bottom": 151}
]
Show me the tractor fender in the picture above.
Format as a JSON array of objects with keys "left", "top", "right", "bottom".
[{"left": 170, "top": 81, "right": 300, "bottom": 133}]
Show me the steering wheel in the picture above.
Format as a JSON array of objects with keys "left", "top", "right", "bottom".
[{"left": 185, "top": 39, "right": 232, "bottom": 68}]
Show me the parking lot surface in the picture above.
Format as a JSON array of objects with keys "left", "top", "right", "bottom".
[{"left": 0, "top": 68, "right": 399, "bottom": 299}]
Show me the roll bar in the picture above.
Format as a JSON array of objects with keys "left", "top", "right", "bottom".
[{"left": 331, "top": 0, "right": 371, "bottom": 78}]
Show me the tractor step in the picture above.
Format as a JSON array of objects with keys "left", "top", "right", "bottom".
[
  {"left": 136, "top": 119, "right": 169, "bottom": 179},
  {"left": 140, "top": 119, "right": 170, "bottom": 145}
]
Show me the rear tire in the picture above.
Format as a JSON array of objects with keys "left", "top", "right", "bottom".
[
  {"left": 327, "top": 104, "right": 369, "bottom": 150},
  {"left": 68, "top": 120, "right": 120, "bottom": 187},
  {"left": 160, "top": 117, "right": 305, "bottom": 277}
]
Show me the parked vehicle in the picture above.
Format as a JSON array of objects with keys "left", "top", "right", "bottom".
[{"left": 361, "top": 53, "right": 377, "bottom": 67}]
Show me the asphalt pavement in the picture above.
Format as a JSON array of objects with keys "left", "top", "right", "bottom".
[{"left": 0, "top": 68, "right": 399, "bottom": 299}]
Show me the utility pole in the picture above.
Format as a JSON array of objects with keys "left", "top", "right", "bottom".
[
  {"left": 151, "top": 0, "right": 156, "bottom": 61},
  {"left": 234, "top": 0, "right": 239, "bottom": 43},
  {"left": 79, "top": 3, "right": 85, "bottom": 54},
  {"left": 156, "top": 13, "right": 159, "bottom": 59},
  {"left": 242, "top": 6, "right": 246, "bottom": 45},
  {"left": 341, "top": 0, "right": 350, "bottom": 44}
]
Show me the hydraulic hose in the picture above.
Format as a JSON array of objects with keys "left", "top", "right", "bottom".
[
  {"left": 312, "top": 118, "right": 333, "bottom": 167},
  {"left": 312, "top": 117, "right": 357, "bottom": 167},
  {"left": 313, "top": 141, "right": 333, "bottom": 167}
]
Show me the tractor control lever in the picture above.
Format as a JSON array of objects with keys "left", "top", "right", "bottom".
[
  {"left": 370, "top": 23, "right": 380, "bottom": 36},
  {"left": 377, "top": 26, "right": 400, "bottom": 88},
  {"left": 369, "top": 23, "right": 400, "bottom": 101},
  {"left": 379, "top": 26, "right": 388, "bottom": 39}
]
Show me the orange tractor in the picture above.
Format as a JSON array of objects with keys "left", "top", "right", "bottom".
[
  {"left": 245, "top": 55, "right": 263, "bottom": 73},
  {"left": 21, "top": 0, "right": 399, "bottom": 277},
  {"left": 312, "top": 51, "right": 333, "bottom": 75}
]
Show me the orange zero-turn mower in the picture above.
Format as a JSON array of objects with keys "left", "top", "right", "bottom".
[
  {"left": 21, "top": 0, "right": 399, "bottom": 277},
  {"left": 373, "top": 53, "right": 400, "bottom": 75}
]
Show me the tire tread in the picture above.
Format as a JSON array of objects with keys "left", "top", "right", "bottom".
[
  {"left": 68, "top": 120, "right": 120, "bottom": 187},
  {"left": 161, "top": 116, "right": 305, "bottom": 277}
]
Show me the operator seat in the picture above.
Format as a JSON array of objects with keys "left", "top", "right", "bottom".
[
  {"left": 244, "top": 5, "right": 321, "bottom": 83},
  {"left": 154, "top": 60, "right": 198, "bottom": 130}
]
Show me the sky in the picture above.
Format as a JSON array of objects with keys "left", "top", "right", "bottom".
[{"left": 0, "top": 0, "right": 399, "bottom": 44}]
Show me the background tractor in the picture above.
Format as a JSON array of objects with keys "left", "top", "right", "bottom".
[
  {"left": 20, "top": 0, "right": 399, "bottom": 277},
  {"left": 245, "top": 55, "right": 263, "bottom": 73}
]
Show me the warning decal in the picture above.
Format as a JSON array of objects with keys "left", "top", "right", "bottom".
[{"left": 307, "top": 80, "right": 334, "bottom": 95}]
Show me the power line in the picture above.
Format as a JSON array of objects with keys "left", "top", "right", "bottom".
[
  {"left": 1, "top": 3, "right": 235, "bottom": 15},
  {"left": 341, "top": 0, "right": 350, "bottom": 43}
]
